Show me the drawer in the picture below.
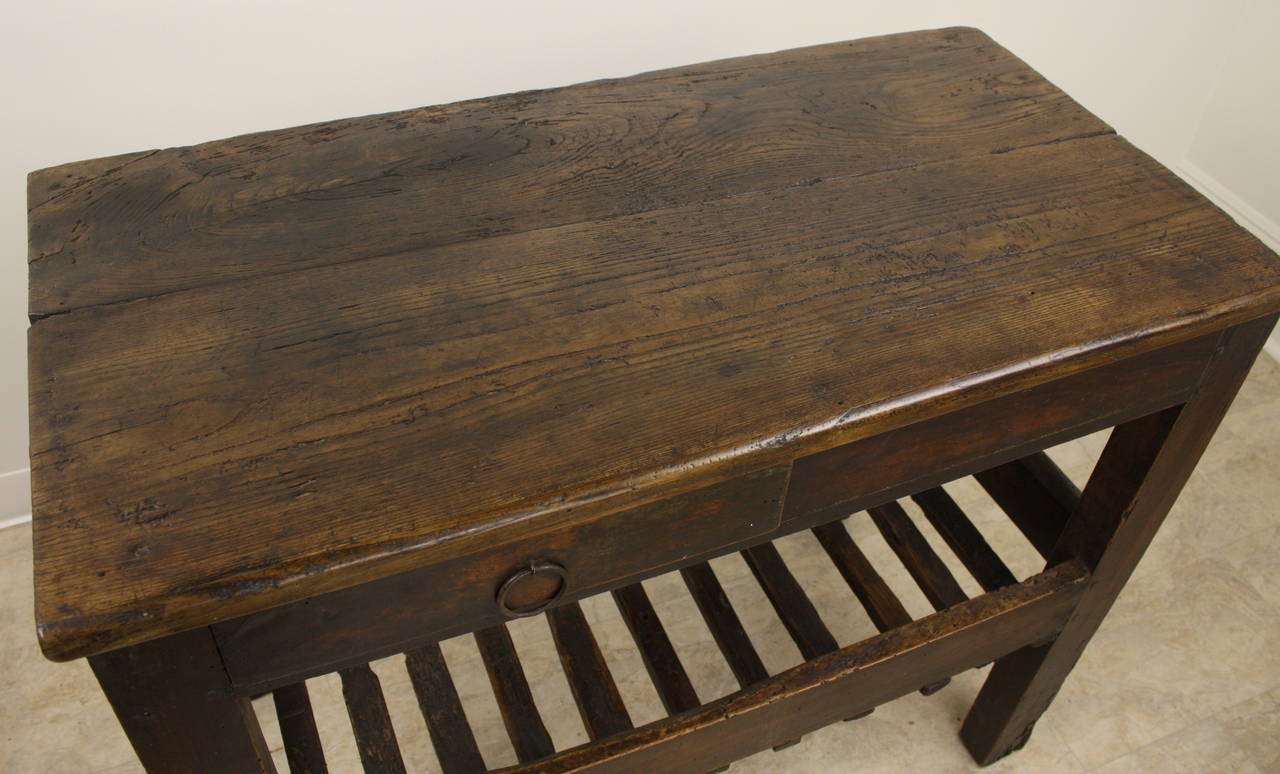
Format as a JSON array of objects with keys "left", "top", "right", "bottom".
[{"left": 214, "top": 466, "right": 789, "bottom": 692}]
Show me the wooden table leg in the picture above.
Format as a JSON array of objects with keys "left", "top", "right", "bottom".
[
  {"left": 961, "top": 314, "right": 1276, "bottom": 765},
  {"left": 90, "top": 627, "right": 276, "bottom": 773}
]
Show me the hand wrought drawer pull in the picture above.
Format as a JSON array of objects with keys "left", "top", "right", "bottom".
[{"left": 496, "top": 559, "right": 568, "bottom": 618}]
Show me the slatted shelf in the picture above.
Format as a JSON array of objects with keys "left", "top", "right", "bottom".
[{"left": 265, "top": 450, "right": 1091, "bottom": 773}]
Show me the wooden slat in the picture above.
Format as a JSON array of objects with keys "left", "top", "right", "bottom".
[
  {"left": 546, "top": 602, "right": 633, "bottom": 740},
  {"left": 868, "top": 502, "right": 968, "bottom": 611},
  {"left": 679, "top": 562, "right": 770, "bottom": 689},
  {"left": 1021, "top": 450, "right": 1083, "bottom": 513},
  {"left": 273, "top": 682, "right": 328, "bottom": 774},
  {"left": 474, "top": 625, "right": 555, "bottom": 764},
  {"left": 974, "top": 453, "right": 1077, "bottom": 559},
  {"left": 498, "top": 561, "right": 1091, "bottom": 774},
  {"left": 612, "top": 584, "right": 701, "bottom": 715},
  {"left": 812, "top": 519, "right": 949, "bottom": 697},
  {"left": 338, "top": 664, "right": 406, "bottom": 774},
  {"left": 740, "top": 543, "right": 838, "bottom": 660},
  {"left": 405, "top": 643, "right": 487, "bottom": 774},
  {"left": 811, "top": 521, "right": 912, "bottom": 631},
  {"left": 911, "top": 487, "right": 1018, "bottom": 592}
]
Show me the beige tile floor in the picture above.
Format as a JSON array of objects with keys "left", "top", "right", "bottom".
[{"left": 3, "top": 353, "right": 1278, "bottom": 773}]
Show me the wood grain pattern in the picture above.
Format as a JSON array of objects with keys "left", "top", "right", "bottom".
[
  {"left": 210, "top": 333, "right": 1207, "bottom": 696},
  {"left": 28, "top": 28, "right": 1107, "bottom": 315},
  {"left": 29, "top": 27, "right": 1280, "bottom": 661},
  {"left": 213, "top": 467, "right": 786, "bottom": 691}
]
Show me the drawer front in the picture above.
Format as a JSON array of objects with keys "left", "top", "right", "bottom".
[{"left": 215, "top": 466, "right": 789, "bottom": 691}]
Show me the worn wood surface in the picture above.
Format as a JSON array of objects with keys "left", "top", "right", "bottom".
[
  {"left": 214, "top": 467, "right": 786, "bottom": 691},
  {"left": 496, "top": 561, "right": 1090, "bottom": 773},
  {"left": 29, "top": 26, "right": 1280, "bottom": 661}
]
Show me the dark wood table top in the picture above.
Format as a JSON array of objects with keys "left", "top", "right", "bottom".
[{"left": 28, "top": 27, "right": 1280, "bottom": 660}]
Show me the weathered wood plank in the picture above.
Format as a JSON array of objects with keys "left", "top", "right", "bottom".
[
  {"left": 474, "top": 625, "right": 556, "bottom": 764},
  {"left": 273, "top": 682, "right": 329, "bottom": 774},
  {"left": 547, "top": 602, "right": 633, "bottom": 740},
  {"left": 612, "top": 584, "right": 701, "bottom": 715},
  {"left": 405, "top": 643, "right": 487, "bottom": 774},
  {"left": 679, "top": 562, "right": 770, "bottom": 689},
  {"left": 29, "top": 28, "right": 1108, "bottom": 315},
  {"left": 339, "top": 665, "right": 407, "bottom": 774}
]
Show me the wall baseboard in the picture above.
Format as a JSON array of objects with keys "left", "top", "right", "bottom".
[
  {"left": 0, "top": 467, "right": 31, "bottom": 530},
  {"left": 1173, "top": 159, "right": 1280, "bottom": 364}
]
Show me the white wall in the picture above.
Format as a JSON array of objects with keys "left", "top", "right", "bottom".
[{"left": 2, "top": 0, "right": 1277, "bottom": 524}]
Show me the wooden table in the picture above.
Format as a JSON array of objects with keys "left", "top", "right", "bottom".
[{"left": 28, "top": 27, "right": 1280, "bottom": 773}]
